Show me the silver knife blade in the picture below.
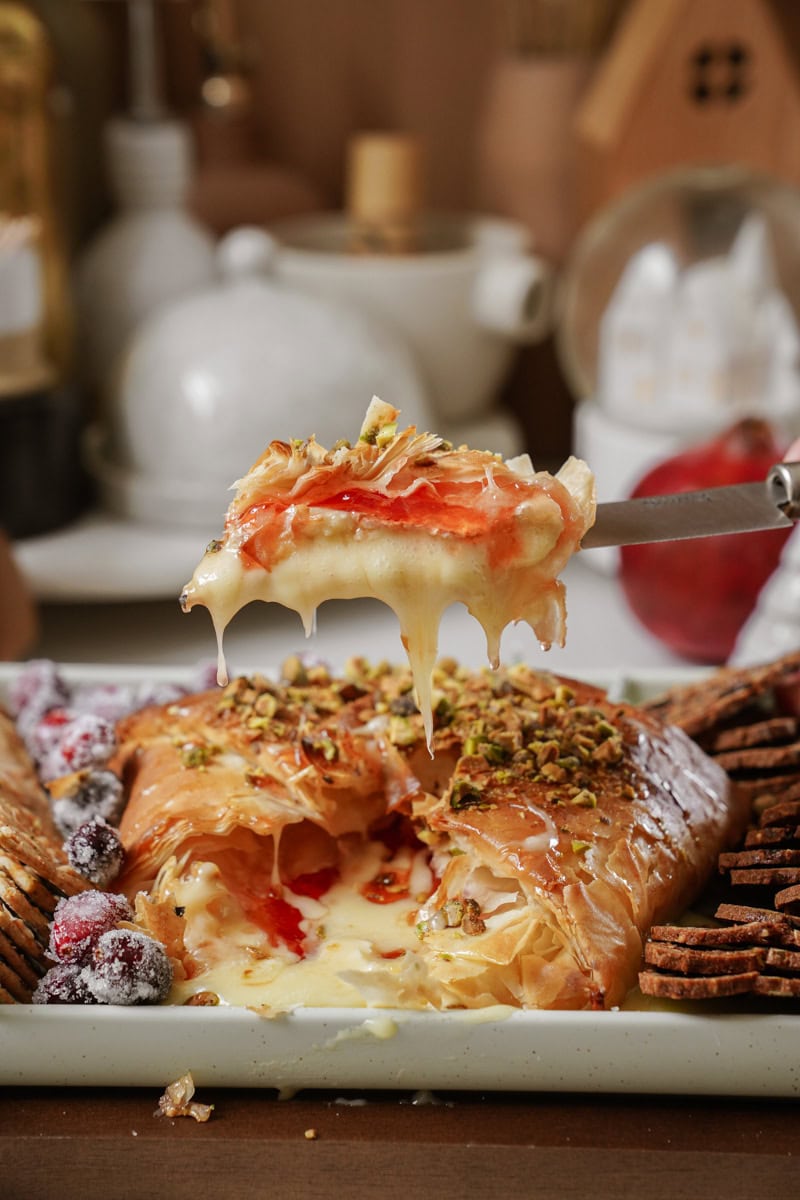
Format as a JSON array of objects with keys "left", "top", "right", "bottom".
[{"left": 581, "top": 462, "right": 800, "bottom": 550}]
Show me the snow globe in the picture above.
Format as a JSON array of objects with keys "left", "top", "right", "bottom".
[{"left": 557, "top": 165, "right": 800, "bottom": 570}]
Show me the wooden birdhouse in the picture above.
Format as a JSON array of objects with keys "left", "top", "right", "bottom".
[{"left": 573, "top": 0, "right": 800, "bottom": 225}]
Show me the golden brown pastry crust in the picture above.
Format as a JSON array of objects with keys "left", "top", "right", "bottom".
[{"left": 115, "top": 660, "right": 748, "bottom": 1010}]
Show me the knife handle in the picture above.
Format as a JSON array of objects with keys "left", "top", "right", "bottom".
[{"left": 767, "top": 462, "right": 800, "bottom": 520}]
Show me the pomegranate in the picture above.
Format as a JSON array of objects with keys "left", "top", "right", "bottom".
[{"left": 618, "top": 419, "right": 792, "bottom": 664}]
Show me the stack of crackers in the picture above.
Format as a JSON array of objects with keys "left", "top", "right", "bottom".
[
  {"left": 0, "top": 710, "right": 86, "bottom": 1004},
  {"left": 640, "top": 650, "right": 800, "bottom": 1001}
]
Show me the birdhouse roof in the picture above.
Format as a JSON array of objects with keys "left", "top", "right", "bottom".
[{"left": 576, "top": 0, "right": 800, "bottom": 153}]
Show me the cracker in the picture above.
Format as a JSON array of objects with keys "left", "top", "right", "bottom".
[
  {"left": 730, "top": 775, "right": 800, "bottom": 800},
  {"left": 0, "top": 824, "right": 86, "bottom": 899},
  {"left": 715, "top": 901, "right": 800, "bottom": 930},
  {"left": 0, "top": 891, "right": 47, "bottom": 958},
  {"left": 649, "top": 920, "right": 787, "bottom": 946},
  {"left": 643, "top": 651, "right": 800, "bottom": 738},
  {"left": 638, "top": 970, "right": 758, "bottom": 999},
  {"left": 729, "top": 867, "right": 800, "bottom": 888},
  {"left": 775, "top": 883, "right": 800, "bottom": 915},
  {"left": 0, "top": 925, "right": 41, "bottom": 991},
  {"left": 760, "top": 799, "right": 800, "bottom": 828},
  {"left": 719, "top": 848, "right": 800, "bottom": 869},
  {"left": 744, "top": 826, "right": 799, "bottom": 848},
  {"left": 0, "top": 954, "right": 31, "bottom": 1003},
  {"left": 0, "top": 854, "right": 59, "bottom": 918},
  {"left": 709, "top": 716, "right": 799, "bottom": 752},
  {"left": 764, "top": 945, "right": 800, "bottom": 973},
  {"left": 644, "top": 942, "right": 766, "bottom": 975},
  {"left": 752, "top": 974, "right": 800, "bottom": 998},
  {"left": 752, "top": 783, "right": 800, "bottom": 816},
  {"left": 713, "top": 741, "right": 800, "bottom": 772}
]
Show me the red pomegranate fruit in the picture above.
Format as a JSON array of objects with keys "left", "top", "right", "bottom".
[{"left": 618, "top": 419, "right": 792, "bottom": 664}]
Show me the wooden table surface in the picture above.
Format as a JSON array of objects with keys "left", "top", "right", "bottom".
[{"left": 2, "top": 1086, "right": 798, "bottom": 1200}]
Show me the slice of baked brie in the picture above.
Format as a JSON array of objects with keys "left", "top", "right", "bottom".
[
  {"left": 114, "top": 660, "right": 747, "bottom": 1012},
  {"left": 180, "top": 399, "right": 596, "bottom": 743}
]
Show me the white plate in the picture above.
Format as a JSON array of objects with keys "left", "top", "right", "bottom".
[
  {"left": 12, "top": 512, "right": 207, "bottom": 602},
  {"left": 1, "top": 1005, "right": 798, "bottom": 1095},
  {"left": 1, "top": 662, "right": 796, "bottom": 1096}
]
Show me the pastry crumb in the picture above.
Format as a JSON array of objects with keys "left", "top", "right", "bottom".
[{"left": 156, "top": 1071, "right": 214, "bottom": 1122}]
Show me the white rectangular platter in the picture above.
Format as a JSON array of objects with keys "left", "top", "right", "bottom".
[{"left": 1, "top": 662, "right": 798, "bottom": 1096}]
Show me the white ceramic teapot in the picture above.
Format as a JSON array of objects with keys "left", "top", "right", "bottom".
[
  {"left": 87, "top": 228, "right": 434, "bottom": 529},
  {"left": 263, "top": 211, "right": 554, "bottom": 424}
]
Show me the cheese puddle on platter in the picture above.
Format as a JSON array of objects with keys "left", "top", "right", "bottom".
[
  {"left": 180, "top": 399, "right": 596, "bottom": 744},
  {"left": 165, "top": 841, "right": 436, "bottom": 1010}
]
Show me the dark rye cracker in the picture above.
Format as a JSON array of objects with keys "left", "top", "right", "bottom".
[
  {"left": 728, "top": 867, "right": 800, "bottom": 888},
  {"left": 644, "top": 941, "right": 766, "bottom": 975},
  {"left": 753, "top": 975, "right": 800, "bottom": 997},
  {"left": 719, "top": 848, "right": 800, "bottom": 869},
  {"left": 744, "top": 826, "right": 800, "bottom": 847},
  {"left": 708, "top": 716, "right": 799, "bottom": 752},
  {"left": 715, "top": 901, "right": 800, "bottom": 930},
  {"left": 713, "top": 741, "right": 800, "bottom": 772},
  {"left": 643, "top": 651, "right": 800, "bottom": 738},
  {"left": 648, "top": 919, "right": 790, "bottom": 946},
  {"left": 639, "top": 970, "right": 759, "bottom": 999},
  {"left": 764, "top": 945, "right": 800, "bottom": 972},
  {"left": 775, "top": 883, "right": 800, "bottom": 916},
  {"left": 760, "top": 798, "right": 800, "bottom": 827}
]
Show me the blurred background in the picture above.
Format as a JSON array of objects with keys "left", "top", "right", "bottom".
[{"left": 6, "top": 0, "right": 800, "bottom": 673}]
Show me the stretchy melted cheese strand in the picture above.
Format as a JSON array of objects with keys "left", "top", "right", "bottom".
[{"left": 180, "top": 399, "right": 596, "bottom": 745}]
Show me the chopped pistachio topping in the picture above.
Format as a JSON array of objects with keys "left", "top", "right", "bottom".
[{"left": 179, "top": 742, "right": 219, "bottom": 769}]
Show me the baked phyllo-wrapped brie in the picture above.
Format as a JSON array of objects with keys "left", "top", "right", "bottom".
[
  {"left": 114, "top": 659, "right": 747, "bottom": 1012},
  {"left": 180, "top": 399, "right": 595, "bottom": 743}
]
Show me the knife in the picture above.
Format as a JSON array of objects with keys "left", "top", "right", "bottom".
[{"left": 581, "top": 462, "right": 800, "bottom": 550}]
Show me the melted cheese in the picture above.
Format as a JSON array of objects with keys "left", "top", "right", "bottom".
[
  {"left": 166, "top": 841, "right": 437, "bottom": 1010},
  {"left": 180, "top": 400, "right": 596, "bottom": 745}
]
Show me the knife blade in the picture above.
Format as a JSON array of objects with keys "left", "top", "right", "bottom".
[{"left": 581, "top": 462, "right": 800, "bottom": 550}]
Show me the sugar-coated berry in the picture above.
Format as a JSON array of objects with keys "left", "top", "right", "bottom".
[
  {"left": 50, "top": 768, "right": 125, "bottom": 837},
  {"left": 87, "top": 929, "right": 173, "bottom": 1005},
  {"left": 33, "top": 711, "right": 116, "bottom": 782},
  {"left": 65, "top": 816, "right": 125, "bottom": 887},
  {"left": 72, "top": 683, "right": 138, "bottom": 724},
  {"left": 27, "top": 707, "right": 76, "bottom": 771},
  {"left": 57, "top": 712, "right": 116, "bottom": 772},
  {"left": 32, "top": 963, "right": 96, "bottom": 1005},
  {"left": 9, "top": 659, "right": 70, "bottom": 721},
  {"left": 48, "top": 890, "right": 133, "bottom": 965}
]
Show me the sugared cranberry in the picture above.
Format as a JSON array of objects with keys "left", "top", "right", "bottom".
[
  {"left": 87, "top": 929, "right": 172, "bottom": 1005},
  {"left": 48, "top": 890, "right": 133, "bottom": 965},
  {"left": 9, "top": 659, "right": 70, "bottom": 722},
  {"left": 50, "top": 768, "right": 125, "bottom": 837},
  {"left": 65, "top": 816, "right": 125, "bottom": 887},
  {"left": 28, "top": 707, "right": 76, "bottom": 771},
  {"left": 32, "top": 963, "right": 96, "bottom": 1005},
  {"left": 72, "top": 683, "right": 137, "bottom": 724},
  {"left": 57, "top": 713, "right": 116, "bottom": 772},
  {"left": 33, "top": 711, "right": 116, "bottom": 782}
]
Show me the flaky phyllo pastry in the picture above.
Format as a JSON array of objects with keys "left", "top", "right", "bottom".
[
  {"left": 113, "top": 659, "right": 748, "bottom": 1012},
  {"left": 180, "top": 399, "right": 596, "bottom": 743}
]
